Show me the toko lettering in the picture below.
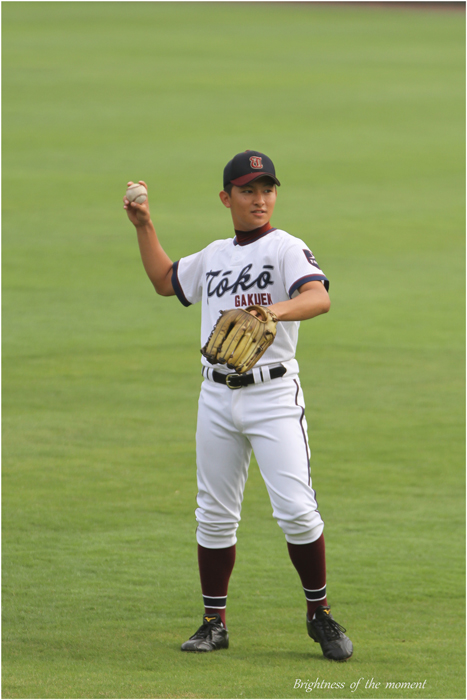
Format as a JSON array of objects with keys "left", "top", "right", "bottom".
[{"left": 206, "top": 264, "right": 274, "bottom": 298}]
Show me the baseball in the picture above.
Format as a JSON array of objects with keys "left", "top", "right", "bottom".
[{"left": 125, "top": 183, "right": 148, "bottom": 204}]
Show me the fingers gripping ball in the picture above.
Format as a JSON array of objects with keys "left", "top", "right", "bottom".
[
  {"left": 201, "top": 305, "right": 278, "bottom": 374},
  {"left": 125, "top": 183, "right": 148, "bottom": 204}
]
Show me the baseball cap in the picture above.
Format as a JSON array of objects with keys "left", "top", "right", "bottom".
[{"left": 223, "top": 150, "right": 281, "bottom": 189}]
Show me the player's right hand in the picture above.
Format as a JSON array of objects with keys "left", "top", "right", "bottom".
[{"left": 123, "top": 180, "right": 151, "bottom": 227}]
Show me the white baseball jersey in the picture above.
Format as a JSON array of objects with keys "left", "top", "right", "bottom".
[{"left": 172, "top": 225, "right": 329, "bottom": 371}]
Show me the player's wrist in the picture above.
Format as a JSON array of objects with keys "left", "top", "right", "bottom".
[
  {"left": 267, "top": 305, "right": 282, "bottom": 322},
  {"left": 135, "top": 219, "right": 154, "bottom": 232}
]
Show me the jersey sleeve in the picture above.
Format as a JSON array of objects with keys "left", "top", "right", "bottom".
[
  {"left": 281, "top": 238, "right": 329, "bottom": 298},
  {"left": 171, "top": 249, "right": 205, "bottom": 306}
]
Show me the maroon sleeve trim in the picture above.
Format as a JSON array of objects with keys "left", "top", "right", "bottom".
[
  {"left": 171, "top": 261, "right": 191, "bottom": 307},
  {"left": 288, "top": 274, "right": 329, "bottom": 298}
]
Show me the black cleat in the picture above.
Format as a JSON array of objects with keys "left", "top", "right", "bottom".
[
  {"left": 181, "top": 613, "right": 229, "bottom": 652},
  {"left": 307, "top": 606, "right": 353, "bottom": 661}
]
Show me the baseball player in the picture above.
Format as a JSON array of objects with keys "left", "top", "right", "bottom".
[{"left": 123, "top": 150, "right": 353, "bottom": 661}]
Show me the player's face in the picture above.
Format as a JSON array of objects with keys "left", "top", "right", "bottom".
[{"left": 220, "top": 178, "right": 277, "bottom": 231}]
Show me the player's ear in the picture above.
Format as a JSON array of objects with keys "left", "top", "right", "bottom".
[{"left": 219, "top": 190, "right": 231, "bottom": 208}]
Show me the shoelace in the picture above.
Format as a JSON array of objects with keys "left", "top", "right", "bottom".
[
  {"left": 190, "top": 620, "right": 221, "bottom": 640},
  {"left": 316, "top": 614, "right": 347, "bottom": 640}
]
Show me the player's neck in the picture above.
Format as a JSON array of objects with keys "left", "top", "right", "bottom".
[{"left": 234, "top": 221, "right": 273, "bottom": 244}]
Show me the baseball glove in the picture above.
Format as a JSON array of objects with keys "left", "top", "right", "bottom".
[{"left": 201, "top": 305, "right": 278, "bottom": 374}]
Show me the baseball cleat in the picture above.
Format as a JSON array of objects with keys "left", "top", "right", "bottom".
[
  {"left": 307, "top": 606, "right": 353, "bottom": 661},
  {"left": 181, "top": 613, "right": 229, "bottom": 652}
]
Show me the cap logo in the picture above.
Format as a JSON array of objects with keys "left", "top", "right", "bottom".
[{"left": 249, "top": 156, "right": 263, "bottom": 170}]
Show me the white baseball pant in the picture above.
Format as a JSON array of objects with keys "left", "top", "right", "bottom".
[{"left": 195, "top": 372, "right": 324, "bottom": 549}]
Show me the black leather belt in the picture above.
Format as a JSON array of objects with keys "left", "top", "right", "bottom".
[{"left": 209, "top": 365, "right": 287, "bottom": 390}]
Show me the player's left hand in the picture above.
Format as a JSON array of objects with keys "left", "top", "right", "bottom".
[{"left": 201, "top": 305, "right": 278, "bottom": 374}]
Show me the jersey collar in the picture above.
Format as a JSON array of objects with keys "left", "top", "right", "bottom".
[{"left": 233, "top": 222, "right": 276, "bottom": 246}]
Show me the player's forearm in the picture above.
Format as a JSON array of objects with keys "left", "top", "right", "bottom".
[
  {"left": 269, "top": 287, "right": 330, "bottom": 322},
  {"left": 135, "top": 220, "right": 174, "bottom": 296}
]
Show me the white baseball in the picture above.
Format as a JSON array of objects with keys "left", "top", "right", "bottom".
[{"left": 125, "top": 183, "right": 148, "bottom": 204}]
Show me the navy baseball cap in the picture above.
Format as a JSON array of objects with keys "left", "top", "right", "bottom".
[{"left": 223, "top": 150, "right": 281, "bottom": 189}]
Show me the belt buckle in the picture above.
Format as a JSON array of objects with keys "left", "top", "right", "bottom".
[{"left": 226, "top": 373, "right": 242, "bottom": 390}]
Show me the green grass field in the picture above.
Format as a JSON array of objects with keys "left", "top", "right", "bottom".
[{"left": 2, "top": 2, "right": 465, "bottom": 699}]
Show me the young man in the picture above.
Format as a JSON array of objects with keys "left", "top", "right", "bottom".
[{"left": 123, "top": 150, "right": 353, "bottom": 661}]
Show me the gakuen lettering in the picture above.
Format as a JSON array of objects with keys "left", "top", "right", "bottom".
[{"left": 206, "top": 264, "right": 274, "bottom": 298}]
